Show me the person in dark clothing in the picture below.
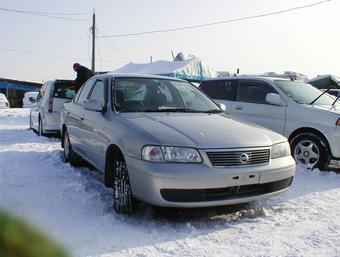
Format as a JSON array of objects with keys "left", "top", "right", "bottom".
[{"left": 73, "top": 63, "right": 95, "bottom": 92}]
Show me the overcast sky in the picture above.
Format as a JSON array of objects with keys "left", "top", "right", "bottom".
[{"left": 0, "top": 0, "right": 338, "bottom": 82}]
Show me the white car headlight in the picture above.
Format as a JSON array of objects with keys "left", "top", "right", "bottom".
[
  {"left": 271, "top": 142, "right": 291, "bottom": 159},
  {"left": 142, "top": 146, "right": 202, "bottom": 163}
]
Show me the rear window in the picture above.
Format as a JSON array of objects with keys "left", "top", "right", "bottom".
[
  {"left": 53, "top": 81, "right": 76, "bottom": 99},
  {"left": 199, "top": 80, "right": 236, "bottom": 101}
]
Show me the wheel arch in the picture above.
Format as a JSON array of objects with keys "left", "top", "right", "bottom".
[
  {"left": 288, "top": 127, "right": 330, "bottom": 152},
  {"left": 104, "top": 144, "right": 123, "bottom": 188}
]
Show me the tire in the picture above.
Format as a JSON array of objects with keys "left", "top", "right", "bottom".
[
  {"left": 63, "top": 130, "right": 81, "bottom": 166},
  {"left": 38, "top": 117, "right": 44, "bottom": 136},
  {"left": 113, "top": 152, "right": 133, "bottom": 214},
  {"left": 290, "top": 132, "right": 331, "bottom": 170}
]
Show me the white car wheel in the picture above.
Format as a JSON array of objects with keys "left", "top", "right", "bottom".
[{"left": 291, "top": 132, "right": 331, "bottom": 170}]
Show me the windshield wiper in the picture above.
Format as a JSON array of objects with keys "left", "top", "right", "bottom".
[
  {"left": 310, "top": 89, "right": 328, "bottom": 105},
  {"left": 145, "top": 108, "right": 194, "bottom": 112},
  {"left": 145, "top": 108, "right": 223, "bottom": 113},
  {"left": 311, "top": 81, "right": 340, "bottom": 105},
  {"left": 203, "top": 109, "right": 224, "bottom": 113},
  {"left": 332, "top": 81, "right": 340, "bottom": 106}
]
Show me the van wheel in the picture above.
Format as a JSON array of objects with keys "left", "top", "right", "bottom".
[
  {"left": 38, "top": 117, "right": 44, "bottom": 136},
  {"left": 113, "top": 152, "right": 133, "bottom": 214},
  {"left": 290, "top": 132, "right": 331, "bottom": 170},
  {"left": 63, "top": 130, "right": 81, "bottom": 165}
]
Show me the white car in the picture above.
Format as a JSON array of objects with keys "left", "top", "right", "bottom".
[
  {"left": 30, "top": 79, "right": 76, "bottom": 136},
  {"left": 22, "top": 91, "right": 39, "bottom": 108},
  {"left": 199, "top": 76, "right": 340, "bottom": 170},
  {"left": 0, "top": 93, "right": 10, "bottom": 108}
]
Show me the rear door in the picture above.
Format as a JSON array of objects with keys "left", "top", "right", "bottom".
[
  {"left": 80, "top": 79, "right": 106, "bottom": 168},
  {"left": 67, "top": 78, "right": 106, "bottom": 169},
  {"left": 199, "top": 79, "right": 236, "bottom": 112},
  {"left": 229, "top": 80, "right": 286, "bottom": 134},
  {"left": 66, "top": 79, "right": 95, "bottom": 155},
  {"left": 52, "top": 80, "right": 76, "bottom": 113}
]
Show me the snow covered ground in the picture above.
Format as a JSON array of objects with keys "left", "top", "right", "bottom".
[{"left": 1, "top": 108, "right": 340, "bottom": 257}]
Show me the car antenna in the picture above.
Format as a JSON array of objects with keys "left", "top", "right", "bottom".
[{"left": 286, "top": 71, "right": 294, "bottom": 81}]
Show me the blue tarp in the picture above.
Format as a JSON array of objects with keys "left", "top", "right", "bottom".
[{"left": 110, "top": 57, "right": 220, "bottom": 83}]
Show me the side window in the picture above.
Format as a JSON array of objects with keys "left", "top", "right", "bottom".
[
  {"left": 237, "top": 81, "right": 276, "bottom": 104},
  {"left": 200, "top": 80, "right": 236, "bottom": 101},
  {"left": 74, "top": 78, "right": 96, "bottom": 105},
  {"left": 37, "top": 82, "right": 47, "bottom": 100},
  {"left": 89, "top": 80, "right": 105, "bottom": 106}
]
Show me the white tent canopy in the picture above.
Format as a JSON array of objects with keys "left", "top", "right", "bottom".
[{"left": 110, "top": 57, "right": 220, "bottom": 82}]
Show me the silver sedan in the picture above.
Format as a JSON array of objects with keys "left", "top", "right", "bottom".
[{"left": 60, "top": 73, "right": 296, "bottom": 214}]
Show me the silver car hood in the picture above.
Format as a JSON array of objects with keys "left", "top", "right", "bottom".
[{"left": 119, "top": 113, "right": 284, "bottom": 148}]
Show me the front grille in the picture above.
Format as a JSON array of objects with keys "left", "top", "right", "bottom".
[
  {"left": 206, "top": 149, "right": 270, "bottom": 167},
  {"left": 160, "top": 177, "right": 293, "bottom": 203}
]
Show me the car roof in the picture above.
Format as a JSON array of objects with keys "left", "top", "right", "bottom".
[
  {"left": 201, "top": 76, "right": 291, "bottom": 83},
  {"left": 43, "top": 79, "right": 75, "bottom": 83},
  {"left": 98, "top": 72, "right": 188, "bottom": 82}
]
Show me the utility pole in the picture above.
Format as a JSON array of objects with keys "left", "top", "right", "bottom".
[{"left": 91, "top": 9, "right": 96, "bottom": 72}]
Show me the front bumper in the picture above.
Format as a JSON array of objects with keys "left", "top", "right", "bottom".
[{"left": 125, "top": 155, "right": 296, "bottom": 208}]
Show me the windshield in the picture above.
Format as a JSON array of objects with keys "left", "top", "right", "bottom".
[
  {"left": 274, "top": 80, "right": 340, "bottom": 105},
  {"left": 112, "top": 77, "right": 222, "bottom": 112}
]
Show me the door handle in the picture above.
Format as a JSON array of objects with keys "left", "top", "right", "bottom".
[
  {"left": 235, "top": 105, "right": 243, "bottom": 110},
  {"left": 80, "top": 114, "right": 84, "bottom": 121}
]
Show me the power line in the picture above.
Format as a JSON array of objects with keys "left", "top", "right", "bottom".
[
  {"left": 0, "top": 7, "right": 91, "bottom": 22},
  {"left": 97, "top": 29, "right": 131, "bottom": 62},
  {"left": 1, "top": 0, "right": 331, "bottom": 65},
  {"left": 0, "top": 47, "right": 127, "bottom": 63},
  {"left": 99, "top": 0, "right": 331, "bottom": 38},
  {"left": 0, "top": 7, "right": 130, "bottom": 62}
]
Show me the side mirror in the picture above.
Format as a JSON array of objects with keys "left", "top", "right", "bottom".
[
  {"left": 83, "top": 99, "right": 104, "bottom": 112},
  {"left": 266, "top": 93, "right": 286, "bottom": 106},
  {"left": 218, "top": 103, "right": 227, "bottom": 112}
]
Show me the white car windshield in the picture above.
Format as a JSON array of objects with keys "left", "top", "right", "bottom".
[
  {"left": 274, "top": 80, "right": 340, "bottom": 105},
  {"left": 113, "top": 77, "right": 221, "bottom": 112}
]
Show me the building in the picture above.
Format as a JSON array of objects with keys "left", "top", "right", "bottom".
[{"left": 0, "top": 78, "right": 42, "bottom": 108}]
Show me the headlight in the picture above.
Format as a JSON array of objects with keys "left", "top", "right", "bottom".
[
  {"left": 142, "top": 146, "right": 202, "bottom": 163},
  {"left": 271, "top": 142, "right": 291, "bottom": 159}
]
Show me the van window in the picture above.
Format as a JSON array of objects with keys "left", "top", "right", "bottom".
[
  {"left": 38, "top": 82, "right": 48, "bottom": 100},
  {"left": 199, "top": 80, "right": 236, "bottom": 100},
  {"left": 53, "top": 82, "right": 76, "bottom": 99}
]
